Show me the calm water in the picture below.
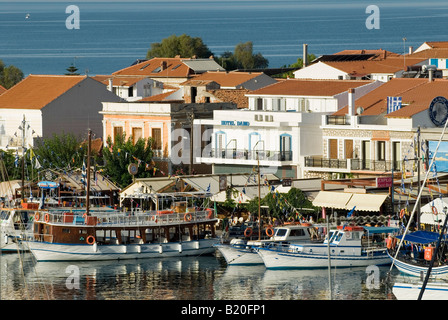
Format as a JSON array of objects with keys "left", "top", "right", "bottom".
[
  {"left": 1, "top": 1, "right": 448, "bottom": 76},
  {"left": 0, "top": 251, "right": 397, "bottom": 301}
]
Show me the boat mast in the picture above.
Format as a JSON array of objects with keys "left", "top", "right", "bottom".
[
  {"left": 85, "top": 129, "right": 91, "bottom": 216},
  {"left": 21, "top": 115, "right": 26, "bottom": 202}
]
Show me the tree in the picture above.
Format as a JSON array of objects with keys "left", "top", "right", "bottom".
[
  {"left": 102, "top": 133, "right": 155, "bottom": 188},
  {"left": 65, "top": 63, "right": 80, "bottom": 76},
  {"left": 217, "top": 41, "right": 269, "bottom": 70},
  {"left": 146, "top": 34, "right": 213, "bottom": 59},
  {"left": 0, "top": 61, "right": 24, "bottom": 89},
  {"left": 33, "top": 133, "right": 87, "bottom": 170},
  {"left": 276, "top": 53, "right": 317, "bottom": 78}
]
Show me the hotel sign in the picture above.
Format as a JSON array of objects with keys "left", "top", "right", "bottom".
[{"left": 221, "top": 120, "right": 250, "bottom": 126}]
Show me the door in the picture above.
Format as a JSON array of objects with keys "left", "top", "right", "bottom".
[
  {"left": 329, "top": 139, "right": 338, "bottom": 159},
  {"left": 345, "top": 140, "right": 353, "bottom": 159},
  {"left": 280, "top": 134, "right": 292, "bottom": 161},
  {"left": 362, "top": 140, "right": 371, "bottom": 169}
]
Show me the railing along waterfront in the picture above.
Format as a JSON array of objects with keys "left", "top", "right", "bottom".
[
  {"left": 305, "top": 157, "right": 400, "bottom": 172},
  {"left": 205, "top": 149, "right": 293, "bottom": 161}
]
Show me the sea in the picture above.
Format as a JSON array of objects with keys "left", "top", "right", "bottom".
[
  {"left": 1, "top": 0, "right": 448, "bottom": 76},
  {"left": 0, "top": 0, "right": 439, "bottom": 305}
]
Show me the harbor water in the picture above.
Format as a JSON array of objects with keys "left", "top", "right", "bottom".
[{"left": 0, "top": 250, "right": 397, "bottom": 301}]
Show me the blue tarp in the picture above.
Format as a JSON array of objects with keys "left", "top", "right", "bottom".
[
  {"left": 363, "top": 226, "right": 400, "bottom": 234},
  {"left": 395, "top": 230, "right": 447, "bottom": 244}
]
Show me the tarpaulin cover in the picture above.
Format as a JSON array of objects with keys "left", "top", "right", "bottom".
[{"left": 395, "top": 230, "right": 447, "bottom": 244}]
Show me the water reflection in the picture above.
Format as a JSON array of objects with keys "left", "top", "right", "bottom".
[{"left": 1, "top": 253, "right": 396, "bottom": 300}]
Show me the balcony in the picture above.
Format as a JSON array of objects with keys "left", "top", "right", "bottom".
[
  {"left": 199, "top": 149, "right": 293, "bottom": 166},
  {"left": 304, "top": 156, "right": 401, "bottom": 172}
]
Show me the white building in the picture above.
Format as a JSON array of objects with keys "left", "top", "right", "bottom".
[{"left": 196, "top": 79, "right": 383, "bottom": 178}]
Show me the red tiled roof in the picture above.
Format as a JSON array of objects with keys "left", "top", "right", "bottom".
[
  {"left": 333, "top": 49, "right": 401, "bottom": 60},
  {"left": 183, "top": 71, "right": 264, "bottom": 88},
  {"left": 138, "top": 90, "right": 182, "bottom": 102},
  {"left": 0, "top": 85, "right": 6, "bottom": 95},
  {"left": 333, "top": 78, "right": 448, "bottom": 118},
  {"left": 0, "top": 75, "right": 86, "bottom": 109},
  {"left": 248, "top": 79, "right": 372, "bottom": 97},
  {"left": 324, "top": 57, "right": 426, "bottom": 75},
  {"left": 112, "top": 58, "right": 191, "bottom": 78},
  {"left": 92, "top": 75, "right": 148, "bottom": 87}
]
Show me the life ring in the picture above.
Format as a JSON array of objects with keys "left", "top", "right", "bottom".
[
  {"left": 432, "top": 206, "right": 438, "bottom": 215},
  {"left": 184, "top": 213, "right": 192, "bottom": 222},
  {"left": 206, "top": 208, "right": 213, "bottom": 219},
  {"left": 400, "top": 208, "right": 406, "bottom": 219},
  {"left": 265, "top": 226, "right": 274, "bottom": 237},
  {"left": 244, "top": 227, "right": 253, "bottom": 237},
  {"left": 34, "top": 212, "right": 40, "bottom": 221},
  {"left": 86, "top": 235, "right": 95, "bottom": 245},
  {"left": 44, "top": 213, "right": 50, "bottom": 223}
]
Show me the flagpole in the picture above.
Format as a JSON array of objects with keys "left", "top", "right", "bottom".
[{"left": 86, "top": 129, "right": 91, "bottom": 216}]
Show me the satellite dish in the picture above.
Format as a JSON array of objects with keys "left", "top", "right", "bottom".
[{"left": 356, "top": 106, "right": 364, "bottom": 115}]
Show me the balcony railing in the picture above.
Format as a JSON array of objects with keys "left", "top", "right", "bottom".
[
  {"left": 204, "top": 149, "right": 293, "bottom": 161},
  {"left": 305, "top": 156, "right": 401, "bottom": 172}
]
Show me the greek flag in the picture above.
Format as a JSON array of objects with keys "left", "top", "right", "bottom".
[
  {"left": 14, "top": 151, "right": 19, "bottom": 167},
  {"left": 81, "top": 160, "right": 87, "bottom": 188},
  {"left": 387, "top": 96, "right": 402, "bottom": 114},
  {"left": 206, "top": 183, "right": 211, "bottom": 192}
]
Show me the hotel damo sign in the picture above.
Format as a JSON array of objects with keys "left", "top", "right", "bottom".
[
  {"left": 221, "top": 120, "right": 250, "bottom": 126},
  {"left": 376, "top": 176, "right": 392, "bottom": 188}
]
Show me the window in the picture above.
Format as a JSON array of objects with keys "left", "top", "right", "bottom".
[
  {"left": 113, "top": 126, "right": 123, "bottom": 141},
  {"left": 128, "top": 86, "right": 134, "bottom": 97},
  {"left": 377, "top": 141, "right": 386, "bottom": 161},
  {"left": 132, "top": 127, "right": 143, "bottom": 144},
  {"left": 151, "top": 128, "right": 162, "bottom": 150},
  {"left": 256, "top": 98, "right": 263, "bottom": 110}
]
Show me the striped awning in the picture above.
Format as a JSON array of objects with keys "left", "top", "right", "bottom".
[{"left": 312, "top": 191, "right": 352, "bottom": 209}]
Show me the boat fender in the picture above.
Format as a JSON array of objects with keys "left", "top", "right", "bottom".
[
  {"left": 432, "top": 206, "right": 438, "bottom": 215},
  {"left": 4, "top": 234, "right": 8, "bottom": 244},
  {"left": 244, "top": 227, "right": 253, "bottom": 237},
  {"left": 178, "top": 243, "right": 182, "bottom": 253},
  {"left": 399, "top": 208, "right": 406, "bottom": 219},
  {"left": 158, "top": 244, "right": 163, "bottom": 254},
  {"left": 92, "top": 242, "right": 98, "bottom": 253},
  {"left": 184, "top": 213, "right": 192, "bottom": 222},
  {"left": 265, "top": 226, "right": 274, "bottom": 237},
  {"left": 86, "top": 235, "right": 95, "bottom": 245}
]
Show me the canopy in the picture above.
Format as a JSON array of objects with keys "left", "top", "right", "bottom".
[
  {"left": 312, "top": 191, "right": 388, "bottom": 212},
  {"left": 395, "top": 230, "right": 446, "bottom": 245},
  {"left": 363, "top": 226, "right": 399, "bottom": 234}
]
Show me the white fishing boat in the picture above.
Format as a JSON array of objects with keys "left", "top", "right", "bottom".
[
  {"left": 392, "top": 274, "right": 448, "bottom": 300},
  {"left": 0, "top": 206, "right": 36, "bottom": 252},
  {"left": 215, "top": 223, "right": 322, "bottom": 265},
  {"left": 257, "top": 225, "right": 398, "bottom": 269}
]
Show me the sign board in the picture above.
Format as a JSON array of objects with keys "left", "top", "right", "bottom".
[
  {"left": 37, "top": 181, "right": 59, "bottom": 189},
  {"left": 219, "top": 175, "right": 227, "bottom": 191},
  {"left": 282, "top": 178, "right": 292, "bottom": 187},
  {"left": 376, "top": 176, "right": 392, "bottom": 188}
]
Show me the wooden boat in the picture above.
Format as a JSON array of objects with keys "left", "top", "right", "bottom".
[
  {"left": 26, "top": 191, "right": 218, "bottom": 261},
  {"left": 387, "top": 230, "right": 448, "bottom": 279},
  {"left": 256, "top": 225, "right": 398, "bottom": 269},
  {"left": 215, "top": 223, "right": 322, "bottom": 265}
]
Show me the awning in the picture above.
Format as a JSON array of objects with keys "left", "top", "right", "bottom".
[
  {"left": 312, "top": 191, "right": 352, "bottom": 209},
  {"left": 363, "top": 226, "right": 399, "bottom": 234},
  {"left": 346, "top": 193, "right": 388, "bottom": 212},
  {"left": 395, "top": 230, "right": 446, "bottom": 245},
  {"left": 312, "top": 191, "right": 388, "bottom": 212}
]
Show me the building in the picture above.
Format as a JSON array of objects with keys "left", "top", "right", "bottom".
[
  {"left": 111, "top": 57, "right": 225, "bottom": 88},
  {"left": 92, "top": 75, "right": 165, "bottom": 102},
  {"left": 100, "top": 101, "right": 237, "bottom": 176},
  {"left": 304, "top": 78, "right": 448, "bottom": 179},
  {"left": 0, "top": 75, "right": 121, "bottom": 150},
  {"left": 196, "top": 79, "right": 383, "bottom": 178},
  {"left": 294, "top": 49, "right": 427, "bottom": 82}
]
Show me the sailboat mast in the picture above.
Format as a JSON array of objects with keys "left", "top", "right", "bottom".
[
  {"left": 21, "top": 115, "right": 26, "bottom": 202},
  {"left": 86, "top": 129, "right": 91, "bottom": 216}
]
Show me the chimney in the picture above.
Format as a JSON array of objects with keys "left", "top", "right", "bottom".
[
  {"left": 160, "top": 61, "right": 167, "bottom": 71},
  {"left": 348, "top": 88, "right": 356, "bottom": 116},
  {"left": 108, "top": 78, "right": 113, "bottom": 92},
  {"left": 429, "top": 68, "right": 434, "bottom": 82},
  {"left": 409, "top": 46, "right": 414, "bottom": 55},
  {"left": 303, "top": 43, "right": 308, "bottom": 67}
]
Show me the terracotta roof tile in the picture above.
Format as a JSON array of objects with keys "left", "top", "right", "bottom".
[
  {"left": 333, "top": 78, "right": 448, "bottom": 118},
  {"left": 0, "top": 75, "right": 86, "bottom": 109},
  {"left": 138, "top": 90, "right": 182, "bottom": 102},
  {"left": 182, "top": 71, "right": 264, "bottom": 88},
  {"left": 248, "top": 79, "right": 372, "bottom": 97},
  {"left": 324, "top": 57, "right": 426, "bottom": 75},
  {"left": 409, "top": 48, "right": 448, "bottom": 59},
  {"left": 113, "top": 58, "right": 191, "bottom": 78},
  {"left": 0, "top": 85, "right": 6, "bottom": 95},
  {"left": 92, "top": 75, "right": 148, "bottom": 87}
]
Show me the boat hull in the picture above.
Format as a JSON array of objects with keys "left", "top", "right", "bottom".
[
  {"left": 257, "top": 247, "right": 391, "bottom": 269},
  {"left": 214, "top": 244, "right": 263, "bottom": 265},
  {"left": 393, "top": 281, "right": 448, "bottom": 300},
  {"left": 26, "top": 238, "right": 218, "bottom": 261},
  {"left": 388, "top": 251, "right": 448, "bottom": 279}
]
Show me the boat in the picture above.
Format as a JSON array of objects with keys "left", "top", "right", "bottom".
[
  {"left": 25, "top": 191, "right": 218, "bottom": 261},
  {"left": 215, "top": 223, "right": 322, "bottom": 265},
  {"left": 392, "top": 274, "right": 448, "bottom": 300},
  {"left": 0, "top": 206, "right": 37, "bottom": 252},
  {"left": 387, "top": 230, "right": 448, "bottom": 278},
  {"left": 256, "top": 225, "right": 399, "bottom": 269}
]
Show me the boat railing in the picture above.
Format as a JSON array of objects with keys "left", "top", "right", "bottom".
[{"left": 33, "top": 210, "right": 215, "bottom": 227}]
